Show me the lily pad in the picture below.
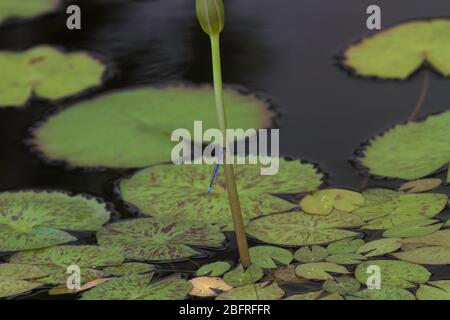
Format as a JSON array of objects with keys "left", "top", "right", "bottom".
[
  {"left": 326, "top": 238, "right": 365, "bottom": 255},
  {"left": 300, "top": 189, "right": 364, "bottom": 215},
  {"left": 271, "top": 265, "right": 303, "bottom": 283},
  {"left": 356, "top": 238, "right": 402, "bottom": 257},
  {"left": 325, "top": 254, "right": 366, "bottom": 265},
  {"left": 358, "top": 111, "right": 450, "bottom": 181},
  {"left": 284, "top": 290, "right": 323, "bottom": 300},
  {"left": 295, "top": 262, "right": 349, "bottom": 281},
  {"left": 294, "top": 245, "right": 328, "bottom": 263},
  {"left": 323, "top": 277, "right": 360, "bottom": 295},
  {"left": 216, "top": 282, "right": 284, "bottom": 300},
  {"left": 0, "top": 191, "right": 110, "bottom": 251},
  {"left": 247, "top": 211, "right": 364, "bottom": 246},
  {"left": 81, "top": 274, "right": 192, "bottom": 300},
  {"left": 103, "top": 263, "right": 155, "bottom": 276},
  {"left": 118, "top": 158, "right": 322, "bottom": 230},
  {"left": 249, "top": 246, "right": 293, "bottom": 269},
  {"left": 416, "top": 281, "right": 450, "bottom": 300},
  {"left": 346, "top": 287, "right": 416, "bottom": 300},
  {"left": 10, "top": 245, "right": 124, "bottom": 284},
  {"left": 399, "top": 179, "right": 442, "bottom": 193},
  {"left": 382, "top": 219, "right": 443, "bottom": 238},
  {"left": 0, "top": 263, "right": 47, "bottom": 298},
  {"left": 97, "top": 218, "right": 224, "bottom": 262},
  {"left": 223, "top": 264, "right": 263, "bottom": 287},
  {"left": 189, "top": 277, "right": 233, "bottom": 297},
  {"left": 361, "top": 188, "right": 399, "bottom": 206},
  {"left": 352, "top": 193, "right": 448, "bottom": 230},
  {"left": 0, "top": 46, "right": 105, "bottom": 107},
  {"left": 32, "top": 85, "right": 274, "bottom": 168},
  {"left": 0, "top": 0, "right": 58, "bottom": 22},
  {"left": 196, "top": 262, "right": 231, "bottom": 277},
  {"left": 343, "top": 19, "right": 450, "bottom": 79},
  {"left": 354, "top": 260, "right": 430, "bottom": 288}
]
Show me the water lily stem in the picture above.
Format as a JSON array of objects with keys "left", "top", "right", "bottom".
[
  {"left": 210, "top": 35, "right": 251, "bottom": 268},
  {"left": 408, "top": 70, "right": 430, "bottom": 121}
]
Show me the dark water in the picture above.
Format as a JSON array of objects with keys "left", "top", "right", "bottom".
[{"left": 0, "top": 0, "right": 449, "bottom": 299}]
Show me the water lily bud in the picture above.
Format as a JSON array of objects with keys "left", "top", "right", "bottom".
[{"left": 196, "top": 0, "right": 225, "bottom": 36}]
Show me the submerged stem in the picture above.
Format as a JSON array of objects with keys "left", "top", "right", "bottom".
[
  {"left": 408, "top": 70, "right": 430, "bottom": 121},
  {"left": 210, "top": 35, "right": 251, "bottom": 268}
]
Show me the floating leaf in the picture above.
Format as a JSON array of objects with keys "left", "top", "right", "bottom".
[
  {"left": 416, "top": 281, "right": 450, "bottom": 300},
  {"left": 118, "top": 158, "right": 322, "bottom": 230},
  {"left": 346, "top": 287, "right": 415, "bottom": 300},
  {"left": 361, "top": 189, "right": 399, "bottom": 206},
  {"left": 223, "top": 264, "right": 263, "bottom": 287},
  {"left": 352, "top": 193, "right": 448, "bottom": 230},
  {"left": 284, "top": 290, "right": 323, "bottom": 300},
  {"left": 97, "top": 218, "right": 224, "bottom": 262},
  {"left": 247, "top": 211, "right": 364, "bottom": 246},
  {"left": 0, "top": 0, "right": 58, "bottom": 22},
  {"left": 295, "top": 262, "right": 349, "bottom": 281},
  {"left": 189, "top": 277, "right": 232, "bottom": 297},
  {"left": 271, "top": 265, "right": 303, "bottom": 283},
  {"left": 0, "top": 46, "right": 105, "bottom": 107},
  {"left": 300, "top": 189, "right": 364, "bottom": 215},
  {"left": 399, "top": 179, "right": 442, "bottom": 193},
  {"left": 0, "top": 263, "right": 47, "bottom": 298},
  {"left": 356, "top": 238, "right": 402, "bottom": 257},
  {"left": 319, "top": 292, "right": 344, "bottom": 300},
  {"left": 48, "top": 278, "right": 112, "bottom": 296},
  {"left": 326, "top": 238, "right": 365, "bottom": 255},
  {"left": 323, "top": 277, "right": 360, "bottom": 295},
  {"left": 32, "top": 86, "right": 274, "bottom": 168},
  {"left": 294, "top": 245, "right": 328, "bottom": 263},
  {"left": 358, "top": 111, "right": 450, "bottom": 181},
  {"left": 81, "top": 274, "right": 192, "bottom": 300},
  {"left": 355, "top": 260, "right": 430, "bottom": 288},
  {"left": 10, "top": 245, "right": 124, "bottom": 284},
  {"left": 103, "top": 263, "right": 155, "bottom": 277},
  {"left": 325, "top": 253, "right": 366, "bottom": 265},
  {"left": 343, "top": 19, "right": 450, "bottom": 79},
  {"left": 249, "top": 246, "right": 293, "bottom": 269},
  {"left": 196, "top": 262, "right": 231, "bottom": 277},
  {"left": 0, "top": 191, "right": 110, "bottom": 251},
  {"left": 216, "top": 282, "right": 284, "bottom": 300},
  {"left": 383, "top": 219, "right": 442, "bottom": 238}
]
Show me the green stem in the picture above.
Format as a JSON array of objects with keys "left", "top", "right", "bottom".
[{"left": 210, "top": 35, "right": 251, "bottom": 268}]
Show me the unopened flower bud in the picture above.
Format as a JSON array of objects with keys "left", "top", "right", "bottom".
[{"left": 196, "top": 0, "right": 225, "bottom": 36}]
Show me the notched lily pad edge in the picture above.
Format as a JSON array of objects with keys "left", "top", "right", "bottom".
[
  {"left": 333, "top": 16, "right": 450, "bottom": 81},
  {"left": 350, "top": 110, "right": 450, "bottom": 184},
  {"left": 25, "top": 81, "right": 280, "bottom": 172}
]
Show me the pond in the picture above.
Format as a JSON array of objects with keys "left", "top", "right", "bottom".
[{"left": 0, "top": 0, "right": 449, "bottom": 300}]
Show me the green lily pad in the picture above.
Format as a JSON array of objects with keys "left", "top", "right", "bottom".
[
  {"left": 383, "top": 219, "right": 443, "bottom": 238},
  {"left": 326, "top": 238, "right": 365, "bottom": 255},
  {"left": 300, "top": 189, "right": 364, "bottom": 215},
  {"left": 325, "top": 253, "right": 366, "bottom": 265},
  {"left": 196, "top": 262, "right": 231, "bottom": 277},
  {"left": 346, "top": 287, "right": 416, "bottom": 300},
  {"left": 223, "top": 264, "right": 263, "bottom": 287},
  {"left": 103, "top": 263, "right": 155, "bottom": 277},
  {"left": 319, "top": 292, "right": 344, "bottom": 300},
  {"left": 10, "top": 245, "right": 124, "bottom": 284},
  {"left": 355, "top": 260, "right": 430, "bottom": 288},
  {"left": 361, "top": 188, "right": 399, "bottom": 206},
  {"left": 323, "top": 277, "right": 360, "bottom": 295},
  {"left": 216, "top": 282, "right": 284, "bottom": 300},
  {"left": 249, "top": 246, "right": 293, "bottom": 269},
  {"left": 399, "top": 179, "right": 442, "bottom": 193},
  {"left": 0, "top": 46, "right": 105, "bottom": 107},
  {"left": 118, "top": 158, "right": 322, "bottom": 231},
  {"left": 294, "top": 245, "right": 328, "bottom": 263},
  {"left": 352, "top": 193, "right": 448, "bottom": 230},
  {"left": 0, "top": 0, "right": 58, "bottom": 22},
  {"left": 295, "top": 262, "right": 349, "bottom": 281},
  {"left": 416, "top": 281, "right": 450, "bottom": 300},
  {"left": 97, "top": 218, "right": 224, "bottom": 262},
  {"left": 271, "top": 265, "right": 303, "bottom": 283},
  {"left": 31, "top": 85, "right": 274, "bottom": 168},
  {"left": 284, "top": 290, "right": 323, "bottom": 300},
  {"left": 358, "top": 111, "right": 450, "bottom": 181},
  {"left": 343, "top": 19, "right": 450, "bottom": 79},
  {"left": 0, "top": 263, "right": 47, "bottom": 298},
  {"left": 81, "top": 274, "right": 192, "bottom": 300},
  {"left": 356, "top": 238, "right": 402, "bottom": 257},
  {"left": 247, "top": 211, "right": 364, "bottom": 246},
  {"left": 0, "top": 191, "right": 110, "bottom": 251}
]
